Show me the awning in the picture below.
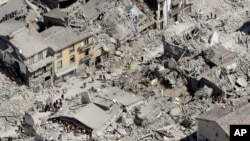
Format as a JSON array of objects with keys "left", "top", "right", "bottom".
[
  {"left": 28, "top": 56, "right": 53, "bottom": 72},
  {"left": 55, "top": 64, "right": 77, "bottom": 77}
]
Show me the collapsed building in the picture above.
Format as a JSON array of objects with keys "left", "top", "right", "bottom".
[
  {"left": 30, "top": 87, "right": 146, "bottom": 140},
  {"left": 196, "top": 102, "right": 250, "bottom": 141},
  {"left": 49, "top": 103, "right": 120, "bottom": 140},
  {"left": 161, "top": 41, "right": 244, "bottom": 103},
  {"left": 81, "top": 0, "right": 155, "bottom": 43},
  {"left": 145, "top": 0, "right": 193, "bottom": 29}
]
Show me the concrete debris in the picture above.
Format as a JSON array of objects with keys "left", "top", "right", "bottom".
[
  {"left": 193, "top": 86, "right": 213, "bottom": 101},
  {"left": 236, "top": 77, "right": 248, "bottom": 88},
  {"left": 115, "top": 50, "right": 122, "bottom": 57},
  {"left": 209, "top": 31, "right": 219, "bottom": 46}
]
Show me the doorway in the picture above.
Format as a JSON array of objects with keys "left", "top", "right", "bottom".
[{"left": 44, "top": 76, "right": 52, "bottom": 88}]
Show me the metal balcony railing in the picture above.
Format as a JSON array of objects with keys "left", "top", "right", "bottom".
[{"left": 81, "top": 54, "right": 93, "bottom": 62}]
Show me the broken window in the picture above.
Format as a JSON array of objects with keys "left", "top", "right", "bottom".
[
  {"left": 57, "top": 61, "right": 62, "bottom": 69},
  {"left": 46, "top": 65, "right": 51, "bottom": 72},
  {"left": 29, "top": 56, "right": 34, "bottom": 65},
  {"left": 38, "top": 52, "right": 43, "bottom": 61},
  {"left": 160, "top": 10, "right": 163, "bottom": 18},
  {"left": 35, "top": 69, "right": 42, "bottom": 77},
  {"left": 88, "top": 37, "right": 93, "bottom": 44},
  {"left": 85, "top": 49, "right": 89, "bottom": 56},
  {"left": 95, "top": 56, "right": 101, "bottom": 64},
  {"left": 160, "top": 21, "right": 164, "bottom": 29},
  {"left": 69, "top": 46, "right": 74, "bottom": 54},
  {"left": 171, "top": 4, "right": 179, "bottom": 9},
  {"left": 57, "top": 52, "right": 62, "bottom": 59},
  {"left": 70, "top": 55, "right": 75, "bottom": 64}
]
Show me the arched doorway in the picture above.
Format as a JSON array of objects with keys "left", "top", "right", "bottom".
[
  {"left": 44, "top": 76, "right": 52, "bottom": 88},
  {"left": 45, "top": 76, "right": 51, "bottom": 81}
]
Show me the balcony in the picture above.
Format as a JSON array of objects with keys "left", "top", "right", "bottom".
[
  {"left": 28, "top": 56, "right": 53, "bottom": 73},
  {"left": 79, "top": 43, "right": 92, "bottom": 52},
  {"left": 81, "top": 54, "right": 93, "bottom": 62},
  {"left": 55, "top": 64, "right": 77, "bottom": 78}
]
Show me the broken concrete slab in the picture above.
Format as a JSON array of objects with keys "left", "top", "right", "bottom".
[
  {"left": 115, "top": 51, "right": 122, "bottom": 57},
  {"left": 236, "top": 77, "right": 248, "bottom": 88},
  {"left": 169, "top": 107, "right": 181, "bottom": 116},
  {"left": 96, "top": 87, "right": 145, "bottom": 108},
  {"left": 209, "top": 31, "right": 219, "bottom": 46}
]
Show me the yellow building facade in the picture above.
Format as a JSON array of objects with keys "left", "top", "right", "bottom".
[
  {"left": 53, "top": 36, "right": 94, "bottom": 76},
  {"left": 42, "top": 26, "right": 110, "bottom": 82}
]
